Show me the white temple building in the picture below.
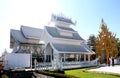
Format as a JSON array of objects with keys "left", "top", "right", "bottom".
[{"left": 10, "top": 14, "right": 98, "bottom": 70}]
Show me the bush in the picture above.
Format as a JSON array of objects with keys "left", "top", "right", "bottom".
[
  {"left": 36, "top": 70, "right": 79, "bottom": 78},
  {"left": 51, "top": 69, "right": 65, "bottom": 74}
]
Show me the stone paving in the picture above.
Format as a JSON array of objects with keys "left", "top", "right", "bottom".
[{"left": 88, "top": 65, "right": 120, "bottom": 74}]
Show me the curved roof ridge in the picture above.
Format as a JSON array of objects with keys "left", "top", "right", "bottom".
[
  {"left": 56, "top": 26, "right": 76, "bottom": 32},
  {"left": 45, "top": 26, "right": 84, "bottom": 40},
  {"left": 51, "top": 43, "right": 94, "bottom": 54},
  {"left": 21, "top": 25, "right": 43, "bottom": 39},
  {"left": 11, "top": 29, "right": 28, "bottom": 43}
]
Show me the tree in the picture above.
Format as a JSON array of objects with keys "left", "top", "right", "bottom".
[
  {"left": 96, "top": 19, "right": 118, "bottom": 64},
  {"left": 87, "top": 34, "right": 96, "bottom": 51},
  {"left": 117, "top": 39, "right": 120, "bottom": 57},
  {"left": 87, "top": 35, "right": 96, "bottom": 60}
]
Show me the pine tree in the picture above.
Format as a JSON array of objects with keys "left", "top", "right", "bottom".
[
  {"left": 117, "top": 39, "right": 120, "bottom": 57},
  {"left": 87, "top": 35, "right": 96, "bottom": 52},
  {"left": 96, "top": 19, "right": 118, "bottom": 64},
  {"left": 87, "top": 35, "right": 96, "bottom": 60}
]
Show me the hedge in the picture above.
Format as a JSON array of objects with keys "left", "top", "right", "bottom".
[{"left": 36, "top": 70, "right": 79, "bottom": 78}]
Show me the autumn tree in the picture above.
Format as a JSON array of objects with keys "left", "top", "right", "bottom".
[{"left": 96, "top": 19, "right": 118, "bottom": 64}]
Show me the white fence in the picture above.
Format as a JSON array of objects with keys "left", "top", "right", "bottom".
[{"left": 36, "top": 57, "right": 99, "bottom": 70}]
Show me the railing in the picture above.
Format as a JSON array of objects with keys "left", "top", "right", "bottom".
[
  {"left": 37, "top": 62, "right": 52, "bottom": 66},
  {"left": 36, "top": 58, "right": 99, "bottom": 70},
  {"left": 114, "top": 58, "right": 120, "bottom": 64},
  {"left": 90, "top": 57, "right": 99, "bottom": 65},
  {"left": 37, "top": 62, "right": 52, "bottom": 70},
  {"left": 62, "top": 61, "right": 92, "bottom": 69},
  {"left": 62, "top": 61, "right": 88, "bottom": 66}
]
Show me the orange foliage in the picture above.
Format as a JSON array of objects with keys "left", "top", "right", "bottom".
[{"left": 96, "top": 19, "right": 118, "bottom": 64}]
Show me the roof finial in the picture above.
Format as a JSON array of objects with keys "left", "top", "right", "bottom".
[
  {"left": 101, "top": 18, "right": 107, "bottom": 26},
  {"left": 101, "top": 18, "right": 104, "bottom": 24}
]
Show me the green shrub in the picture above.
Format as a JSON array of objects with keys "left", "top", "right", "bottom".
[
  {"left": 36, "top": 70, "right": 79, "bottom": 78},
  {"left": 51, "top": 69, "right": 65, "bottom": 74}
]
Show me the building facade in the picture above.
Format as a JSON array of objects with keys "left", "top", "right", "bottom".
[{"left": 10, "top": 14, "right": 98, "bottom": 70}]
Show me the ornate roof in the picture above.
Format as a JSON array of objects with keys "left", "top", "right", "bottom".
[
  {"left": 45, "top": 26, "right": 84, "bottom": 40},
  {"left": 56, "top": 26, "right": 76, "bottom": 32},
  {"left": 10, "top": 26, "right": 43, "bottom": 44},
  {"left": 11, "top": 29, "right": 28, "bottom": 43},
  {"left": 21, "top": 25, "right": 43, "bottom": 39},
  {"left": 51, "top": 14, "right": 74, "bottom": 24},
  {"left": 52, "top": 43, "right": 94, "bottom": 54}
]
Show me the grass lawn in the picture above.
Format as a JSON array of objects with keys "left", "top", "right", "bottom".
[{"left": 65, "top": 68, "right": 120, "bottom": 78}]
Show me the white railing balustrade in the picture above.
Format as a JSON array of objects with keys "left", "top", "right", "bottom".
[
  {"left": 36, "top": 58, "right": 99, "bottom": 70},
  {"left": 37, "top": 62, "right": 52, "bottom": 66},
  {"left": 90, "top": 57, "right": 100, "bottom": 65}
]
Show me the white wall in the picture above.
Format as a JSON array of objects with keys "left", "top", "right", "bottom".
[{"left": 5, "top": 53, "right": 30, "bottom": 69}]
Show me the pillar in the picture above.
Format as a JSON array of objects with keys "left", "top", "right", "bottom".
[
  {"left": 44, "top": 52, "right": 46, "bottom": 63},
  {"left": 84, "top": 54, "right": 86, "bottom": 61},
  {"left": 79, "top": 54, "right": 81, "bottom": 62},
  {"left": 34, "top": 58, "right": 37, "bottom": 70},
  {"left": 51, "top": 54, "right": 52, "bottom": 62},
  {"left": 52, "top": 53, "right": 62, "bottom": 70},
  {"left": 76, "top": 54, "right": 78, "bottom": 61},
  {"left": 74, "top": 54, "right": 75, "bottom": 61},
  {"left": 88, "top": 54, "right": 90, "bottom": 62},
  {"left": 64, "top": 53, "right": 66, "bottom": 63},
  {"left": 30, "top": 47, "right": 33, "bottom": 69}
]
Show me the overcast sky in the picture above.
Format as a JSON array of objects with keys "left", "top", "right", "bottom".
[{"left": 0, "top": 0, "right": 120, "bottom": 55}]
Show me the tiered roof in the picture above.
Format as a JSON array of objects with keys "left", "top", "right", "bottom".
[
  {"left": 10, "top": 26, "right": 43, "bottom": 47},
  {"left": 43, "top": 14, "right": 94, "bottom": 54},
  {"left": 45, "top": 26, "right": 83, "bottom": 40},
  {"left": 21, "top": 26, "right": 43, "bottom": 39},
  {"left": 51, "top": 14, "right": 74, "bottom": 24},
  {"left": 52, "top": 43, "right": 90, "bottom": 53},
  {"left": 11, "top": 29, "right": 27, "bottom": 43},
  {"left": 10, "top": 14, "right": 94, "bottom": 54},
  {"left": 56, "top": 26, "right": 75, "bottom": 32}
]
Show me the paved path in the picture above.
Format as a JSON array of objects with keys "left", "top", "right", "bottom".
[{"left": 88, "top": 65, "right": 120, "bottom": 74}]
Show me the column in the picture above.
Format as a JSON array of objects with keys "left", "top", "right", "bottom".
[
  {"left": 53, "top": 53, "right": 62, "bottom": 70},
  {"left": 84, "top": 54, "right": 86, "bottom": 61},
  {"left": 77, "top": 54, "right": 78, "bottom": 61},
  {"left": 79, "top": 54, "right": 81, "bottom": 62},
  {"left": 74, "top": 54, "right": 75, "bottom": 61},
  {"left": 34, "top": 58, "right": 37, "bottom": 70},
  {"left": 30, "top": 47, "right": 33, "bottom": 69},
  {"left": 58, "top": 53, "right": 62, "bottom": 70},
  {"left": 64, "top": 53, "right": 66, "bottom": 63},
  {"left": 44, "top": 52, "right": 46, "bottom": 63},
  {"left": 51, "top": 54, "right": 52, "bottom": 62},
  {"left": 88, "top": 54, "right": 90, "bottom": 62},
  {"left": 78, "top": 54, "right": 79, "bottom": 61}
]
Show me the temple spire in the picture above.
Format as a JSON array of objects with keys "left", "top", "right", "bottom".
[
  {"left": 101, "top": 18, "right": 104, "bottom": 23},
  {"left": 101, "top": 18, "right": 107, "bottom": 27}
]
